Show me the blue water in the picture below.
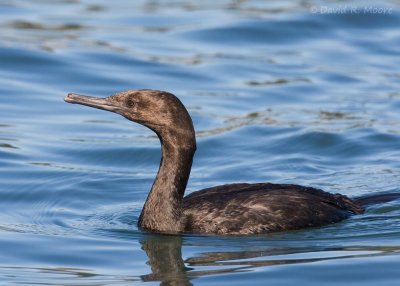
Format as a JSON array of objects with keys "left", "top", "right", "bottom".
[{"left": 1, "top": 0, "right": 400, "bottom": 285}]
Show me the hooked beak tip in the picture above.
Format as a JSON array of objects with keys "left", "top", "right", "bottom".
[{"left": 64, "top": 93, "right": 76, "bottom": 103}]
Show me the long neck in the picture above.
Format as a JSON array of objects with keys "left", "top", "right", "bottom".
[{"left": 138, "top": 133, "right": 195, "bottom": 233}]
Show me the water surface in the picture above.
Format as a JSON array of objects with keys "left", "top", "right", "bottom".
[{"left": 1, "top": 1, "right": 400, "bottom": 285}]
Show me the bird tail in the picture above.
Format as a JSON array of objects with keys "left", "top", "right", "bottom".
[{"left": 353, "top": 192, "right": 400, "bottom": 208}]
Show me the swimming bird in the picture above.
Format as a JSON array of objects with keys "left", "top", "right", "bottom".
[{"left": 65, "top": 89, "right": 395, "bottom": 235}]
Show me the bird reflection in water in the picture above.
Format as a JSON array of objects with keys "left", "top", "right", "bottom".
[{"left": 139, "top": 234, "right": 397, "bottom": 285}]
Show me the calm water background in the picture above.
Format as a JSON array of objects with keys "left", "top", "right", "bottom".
[{"left": 1, "top": 0, "right": 400, "bottom": 285}]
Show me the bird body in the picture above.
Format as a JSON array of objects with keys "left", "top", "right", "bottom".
[
  {"left": 183, "top": 183, "right": 362, "bottom": 234},
  {"left": 64, "top": 89, "right": 389, "bottom": 235}
]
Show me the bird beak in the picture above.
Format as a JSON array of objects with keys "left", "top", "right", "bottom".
[{"left": 64, "top": 93, "right": 120, "bottom": 113}]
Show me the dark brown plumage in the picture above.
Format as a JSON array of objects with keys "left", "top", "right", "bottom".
[
  {"left": 183, "top": 183, "right": 363, "bottom": 234},
  {"left": 65, "top": 89, "right": 389, "bottom": 235}
]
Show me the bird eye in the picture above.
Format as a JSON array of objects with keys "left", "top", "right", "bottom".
[{"left": 126, "top": 98, "right": 136, "bottom": 108}]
